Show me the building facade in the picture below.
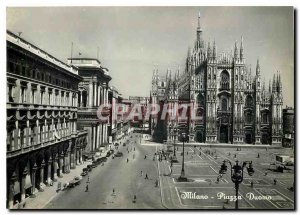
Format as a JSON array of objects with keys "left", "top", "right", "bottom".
[
  {"left": 68, "top": 58, "right": 111, "bottom": 152},
  {"left": 282, "top": 107, "right": 294, "bottom": 147},
  {"left": 6, "top": 31, "right": 88, "bottom": 208},
  {"left": 151, "top": 13, "right": 284, "bottom": 145}
]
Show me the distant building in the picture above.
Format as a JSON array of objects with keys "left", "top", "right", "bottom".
[
  {"left": 6, "top": 31, "right": 87, "bottom": 208},
  {"left": 68, "top": 58, "right": 111, "bottom": 152},
  {"left": 128, "top": 96, "right": 150, "bottom": 132},
  {"left": 282, "top": 107, "right": 294, "bottom": 147}
]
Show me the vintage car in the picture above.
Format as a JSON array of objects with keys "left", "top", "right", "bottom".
[
  {"left": 68, "top": 176, "right": 82, "bottom": 187},
  {"left": 115, "top": 152, "right": 123, "bottom": 157},
  {"left": 81, "top": 168, "right": 88, "bottom": 176}
]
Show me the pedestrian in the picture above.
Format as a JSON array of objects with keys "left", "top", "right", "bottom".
[
  {"left": 250, "top": 181, "right": 254, "bottom": 188},
  {"left": 85, "top": 184, "right": 89, "bottom": 192},
  {"left": 234, "top": 154, "right": 237, "bottom": 158},
  {"left": 274, "top": 178, "right": 277, "bottom": 185},
  {"left": 133, "top": 195, "right": 137, "bottom": 203},
  {"left": 144, "top": 155, "right": 147, "bottom": 159},
  {"left": 145, "top": 173, "right": 148, "bottom": 179},
  {"left": 113, "top": 188, "right": 115, "bottom": 194},
  {"left": 127, "top": 158, "right": 129, "bottom": 163},
  {"left": 257, "top": 153, "right": 260, "bottom": 158},
  {"left": 155, "top": 180, "right": 159, "bottom": 187}
]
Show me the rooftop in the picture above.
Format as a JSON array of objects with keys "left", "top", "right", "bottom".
[{"left": 7, "top": 30, "right": 78, "bottom": 75}]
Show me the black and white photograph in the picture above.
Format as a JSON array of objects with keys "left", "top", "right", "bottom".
[{"left": 5, "top": 5, "right": 295, "bottom": 210}]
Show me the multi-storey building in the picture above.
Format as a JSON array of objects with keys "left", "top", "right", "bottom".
[
  {"left": 151, "top": 13, "right": 284, "bottom": 145},
  {"left": 68, "top": 58, "right": 111, "bottom": 152},
  {"left": 6, "top": 31, "right": 88, "bottom": 208},
  {"left": 128, "top": 96, "right": 150, "bottom": 132},
  {"left": 109, "top": 86, "right": 127, "bottom": 143},
  {"left": 282, "top": 107, "right": 294, "bottom": 147}
]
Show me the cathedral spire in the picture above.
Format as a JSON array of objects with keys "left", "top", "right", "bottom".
[
  {"left": 240, "top": 36, "right": 244, "bottom": 60},
  {"left": 196, "top": 12, "right": 204, "bottom": 49},
  {"left": 207, "top": 41, "right": 211, "bottom": 59},
  {"left": 272, "top": 74, "right": 276, "bottom": 93},
  {"left": 256, "top": 58, "right": 260, "bottom": 76},
  {"left": 234, "top": 40, "right": 238, "bottom": 59},
  {"left": 197, "top": 12, "right": 202, "bottom": 41},
  {"left": 213, "top": 39, "right": 216, "bottom": 60},
  {"left": 279, "top": 71, "right": 282, "bottom": 93}
]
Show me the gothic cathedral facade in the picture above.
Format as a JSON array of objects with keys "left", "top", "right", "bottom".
[{"left": 150, "top": 13, "right": 283, "bottom": 145}]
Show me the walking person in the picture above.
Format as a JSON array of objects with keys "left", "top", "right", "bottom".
[
  {"left": 85, "top": 184, "right": 89, "bottom": 192},
  {"left": 251, "top": 181, "right": 254, "bottom": 188},
  {"left": 274, "top": 178, "right": 277, "bottom": 185},
  {"left": 145, "top": 173, "right": 148, "bottom": 179},
  {"left": 127, "top": 158, "right": 129, "bottom": 163}
]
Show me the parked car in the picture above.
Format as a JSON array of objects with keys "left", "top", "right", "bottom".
[
  {"left": 87, "top": 165, "right": 93, "bottom": 172},
  {"left": 81, "top": 168, "right": 88, "bottom": 176},
  {"left": 100, "top": 157, "right": 107, "bottom": 162},
  {"left": 106, "top": 151, "right": 111, "bottom": 157},
  {"left": 115, "top": 152, "right": 123, "bottom": 157},
  {"left": 69, "top": 176, "right": 82, "bottom": 187}
]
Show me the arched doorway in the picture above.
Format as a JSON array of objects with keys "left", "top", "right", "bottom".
[
  {"left": 245, "top": 133, "right": 252, "bottom": 144},
  {"left": 219, "top": 124, "right": 228, "bottom": 143},
  {"left": 261, "top": 133, "right": 269, "bottom": 145},
  {"left": 195, "top": 131, "right": 204, "bottom": 143}
]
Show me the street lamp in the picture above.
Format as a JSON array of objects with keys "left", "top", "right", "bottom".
[
  {"left": 219, "top": 160, "right": 254, "bottom": 209},
  {"left": 178, "top": 132, "right": 189, "bottom": 182}
]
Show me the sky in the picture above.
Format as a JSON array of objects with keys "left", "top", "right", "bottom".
[{"left": 6, "top": 7, "right": 294, "bottom": 107}]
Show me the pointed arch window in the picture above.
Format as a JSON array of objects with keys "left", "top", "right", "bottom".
[{"left": 220, "top": 70, "right": 230, "bottom": 90}]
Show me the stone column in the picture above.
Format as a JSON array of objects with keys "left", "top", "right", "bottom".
[
  {"left": 39, "top": 160, "right": 45, "bottom": 192},
  {"left": 46, "top": 156, "right": 52, "bottom": 186},
  {"left": 93, "top": 125, "right": 96, "bottom": 151},
  {"left": 80, "top": 91, "right": 83, "bottom": 107},
  {"left": 97, "top": 124, "right": 100, "bottom": 149},
  {"left": 30, "top": 163, "right": 37, "bottom": 197},
  {"left": 70, "top": 149, "right": 75, "bottom": 169},
  {"left": 53, "top": 155, "right": 58, "bottom": 181},
  {"left": 7, "top": 172, "right": 17, "bottom": 209},
  {"left": 97, "top": 84, "right": 101, "bottom": 106},
  {"left": 79, "top": 148, "right": 83, "bottom": 164},
  {"left": 59, "top": 153, "right": 64, "bottom": 177},
  {"left": 76, "top": 149, "right": 80, "bottom": 165},
  {"left": 20, "top": 167, "right": 28, "bottom": 202},
  {"left": 93, "top": 82, "right": 97, "bottom": 107},
  {"left": 63, "top": 152, "right": 69, "bottom": 173},
  {"left": 88, "top": 82, "right": 93, "bottom": 107}
]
